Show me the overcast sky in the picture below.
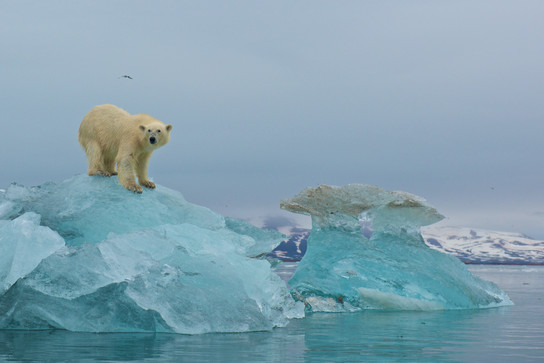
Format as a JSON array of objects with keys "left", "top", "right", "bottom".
[{"left": 1, "top": 1, "right": 543, "bottom": 238}]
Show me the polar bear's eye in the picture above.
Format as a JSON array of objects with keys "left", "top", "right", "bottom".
[
  {"left": 148, "top": 129, "right": 151, "bottom": 132},
  {"left": 157, "top": 130, "right": 161, "bottom": 133}
]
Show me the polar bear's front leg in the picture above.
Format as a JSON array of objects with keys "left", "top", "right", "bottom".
[
  {"left": 136, "top": 152, "right": 156, "bottom": 189},
  {"left": 116, "top": 153, "right": 143, "bottom": 193}
]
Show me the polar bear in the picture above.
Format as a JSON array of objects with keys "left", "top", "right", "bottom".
[{"left": 78, "top": 104, "right": 172, "bottom": 193}]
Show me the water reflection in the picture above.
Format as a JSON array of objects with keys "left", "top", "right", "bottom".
[
  {"left": 0, "top": 329, "right": 284, "bottom": 362},
  {"left": 0, "top": 308, "right": 511, "bottom": 362},
  {"left": 297, "top": 307, "right": 512, "bottom": 362}
]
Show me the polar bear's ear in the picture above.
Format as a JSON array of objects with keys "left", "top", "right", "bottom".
[
  {"left": 166, "top": 124, "right": 173, "bottom": 132},
  {"left": 139, "top": 125, "right": 146, "bottom": 131}
]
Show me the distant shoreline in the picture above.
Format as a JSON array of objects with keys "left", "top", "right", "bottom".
[
  {"left": 272, "top": 258, "right": 544, "bottom": 266},
  {"left": 464, "top": 262, "right": 544, "bottom": 266}
]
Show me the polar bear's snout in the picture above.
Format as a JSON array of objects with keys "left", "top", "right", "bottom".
[{"left": 147, "top": 129, "right": 160, "bottom": 145}]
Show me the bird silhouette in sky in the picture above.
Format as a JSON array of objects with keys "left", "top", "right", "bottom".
[{"left": 119, "top": 75, "right": 133, "bottom": 79}]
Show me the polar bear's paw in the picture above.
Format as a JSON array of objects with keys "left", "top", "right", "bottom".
[
  {"left": 140, "top": 180, "right": 156, "bottom": 189},
  {"left": 126, "top": 183, "right": 143, "bottom": 194}
]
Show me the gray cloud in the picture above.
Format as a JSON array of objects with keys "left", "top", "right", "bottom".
[
  {"left": 1, "top": 1, "right": 543, "bottom": 239},
  {"left": 261, "top": 216, "right": 298, "bottom": 231}
]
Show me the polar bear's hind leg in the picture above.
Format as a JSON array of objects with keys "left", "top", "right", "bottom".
[
  {"left": 104, "top": 154, "right": 118, "bottom": 176},
  {"left": 84, "top": 141, "right": 110, "bottom": 176}
]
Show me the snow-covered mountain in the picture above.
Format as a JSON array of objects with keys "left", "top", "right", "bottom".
[
  {"left": 421, "top": 226, "right": 544, "bottom": 265},
  {"left": 268, "top": 226, "right": 544, "bottom": 265},
  {"left": 268, "top": 230, "right": 308, "bottom": 261}
]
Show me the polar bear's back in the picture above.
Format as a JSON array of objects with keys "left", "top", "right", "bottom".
[
  {"left": 78, "top": 104, "right": 137, "bottom": 148},
  {"left": 80, "top": 104, "right": 130, "bottom": 134},
  {"left": 88, "top": 104, "right": 131, "bottom": 120}
]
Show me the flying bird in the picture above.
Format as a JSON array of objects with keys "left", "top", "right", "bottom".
[{"left": 119, "top": 75, "right": 133, "bottom": 79}]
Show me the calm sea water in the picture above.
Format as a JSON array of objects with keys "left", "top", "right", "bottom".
[{"left": 0, "top": 265, "right": 542, "bottom": 362}]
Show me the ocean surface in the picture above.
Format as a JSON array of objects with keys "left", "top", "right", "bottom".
[{"left": 0, "top": 264, "right": 542, "bottom": 362}]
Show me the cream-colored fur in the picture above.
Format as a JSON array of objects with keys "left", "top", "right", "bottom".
[{"left": 78, "top": 104, "right": 172, "bottom": 193}]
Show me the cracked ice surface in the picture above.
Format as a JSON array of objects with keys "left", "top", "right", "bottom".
[
  {"left": 0, "top": 175, "right": 304, "bottom": 333},
  {"left": 281, "top": 184, "right": 512, "bottom": 312}
]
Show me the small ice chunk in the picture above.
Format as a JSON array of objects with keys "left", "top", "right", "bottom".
[
  {"left": 0, "top": 212, "right": 65, "bottom": 292},
  {"left": 225, "top": 217, "right": 286, "bottom": 257}
]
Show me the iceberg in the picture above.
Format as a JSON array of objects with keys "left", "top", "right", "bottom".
[
  {"left": 0, "top": 177, "right": 513, "bottom": 334},
  {"left": 281, "top": 184, "right": 512, "bottom": 311},
  {"left": 0, "top": 175, "right": 304, "bottom": 333}
]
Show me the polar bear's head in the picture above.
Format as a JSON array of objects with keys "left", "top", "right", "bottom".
[{"left": 139, "top": 122, "right": 173, "bottom": 148}]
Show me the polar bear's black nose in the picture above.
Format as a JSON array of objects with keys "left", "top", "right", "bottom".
[{"left": 150, "top": 136, "right": 157, "bottom": 144}]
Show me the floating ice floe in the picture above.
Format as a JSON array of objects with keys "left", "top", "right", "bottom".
[
  {"left": 0, "top": 175, "right": 304, "bottom": 333},
  {"left": 281, "top": 184, "right": 513, "bottom": 312}
]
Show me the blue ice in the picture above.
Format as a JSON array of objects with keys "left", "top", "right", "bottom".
[
  {"left": 0, "top": 177, "right": 512, "bottom": 334},
  {"left": 281, "top": 184, "right": 513, "bottom": 312},
  {"left": 0, "top": 175, "right": 304, "bottom": 333}
]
